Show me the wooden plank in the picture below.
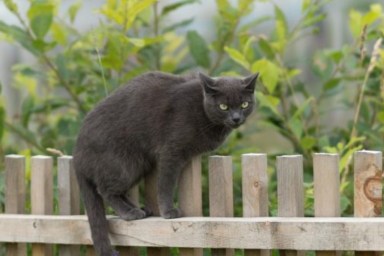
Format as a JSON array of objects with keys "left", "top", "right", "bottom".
[
  {"left": 179, "top": 156, "right": 203, "bottom": 256},
  {"left": 242, "top": 154, "right": 269, "bottom": 256},
  {"left": 354, "top": 150, "right": 382, "bottom": 256},
  {"left": 277, "top": 155, "right": 304, "bottom": 256},
  {"left": 3, "top": 215, "right": 384, "bottom": 250},
  {"left": 313, "top": 153, "right": 340, "bottom": 256},
  {"left": 31, "top": 155, "right": 53, "bottom": 256},
  {"left": 144, "top": 169, "right": 170, "bottom": 256},
  {"left": 5, "top": 155, "right": 26, "bottom": 256},
  {"left": 58, "top": 156, "right": 81, "bottom": 256},
  {"left": 209, "top": 156, "right": 234, "bottom": 256}
]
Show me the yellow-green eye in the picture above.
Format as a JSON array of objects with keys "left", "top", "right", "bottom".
[
  {"left": 241, "top": 102, "right": 249, "bottom": 109},
  {"left": 219, "top": 104, "right": 228, "bottom": 111}
]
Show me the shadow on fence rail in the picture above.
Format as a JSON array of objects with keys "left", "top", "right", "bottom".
[{"left": 1, "top": 150, "right": 383, "bottom": 256}]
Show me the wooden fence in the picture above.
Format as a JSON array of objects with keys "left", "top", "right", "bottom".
[{"left": 0, "top": 150, "right": 383, "bottom": 256}]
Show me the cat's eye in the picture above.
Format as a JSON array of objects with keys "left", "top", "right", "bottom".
[
  {"left": 219, "top": 104, "right": 229, "bottom": 111},
  {"left": 241, "top": 102, "right": 249, "bottom": 109}
]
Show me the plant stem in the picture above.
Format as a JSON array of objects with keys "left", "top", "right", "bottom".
[
  {"left": 14, "top": 10, "right": 87, "bottom": 114},
  {"left": 153, "top": 2, "right": 161, "bottom": 70}
]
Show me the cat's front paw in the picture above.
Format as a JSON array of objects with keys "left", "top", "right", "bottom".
[{"left": 161, "top": 208, "right": 182, "bottom": 219}]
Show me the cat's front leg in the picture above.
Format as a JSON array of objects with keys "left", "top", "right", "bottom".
[{"left": 157, "top": 152, "right": 189, "bottom": 219}]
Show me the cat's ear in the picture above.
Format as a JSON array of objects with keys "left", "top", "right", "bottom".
[
  {"left": 199, "top": 72, "right": 218, "bottom": 95},
  {"left": 243, "top": 72, "right": 259, "bottom": 93}
]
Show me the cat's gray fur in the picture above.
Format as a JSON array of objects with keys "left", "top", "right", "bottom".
[{"left": 73, "top": 71, "right": 259, "bottom": 256}]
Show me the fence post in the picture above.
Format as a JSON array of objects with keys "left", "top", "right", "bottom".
[
  {"left": 354, "top": 150, "right": 382, "bottom": 256},
  {"left": 31, "top": 156, "right": 53, "bottom": 256},
  {"left": 313, "top": 153, "right": 340, "bottom": 256},
  {"left": 277, "top": 155, "right": 304, "bottom": 256},
  {"left": 145, "top": 170, "right": 170, "bottom": 256},
  {"left": 5, "top": 155, "right": 26, "bottom": 256},
  {"left": 242, "top": 154, "right": 269, "bottom": 256},
  {"left": 58, "top": 156, "right": 81, "bottom": 256},
  {"left": 179, "top": 155, "right": 203, "bottom": 256},
  {"left": 209, "top": 156, "right": 234, "bottom": 256}
]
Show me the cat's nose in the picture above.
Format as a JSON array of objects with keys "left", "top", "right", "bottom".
[
  {"left": 232, "top": 117, "right": 241, "bottom": 123},
  {"left": 231, "top": 113, "right": 241, "bottom": 124}
]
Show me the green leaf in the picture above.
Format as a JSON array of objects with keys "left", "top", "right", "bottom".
[
  {"left": 349, "top": 9, "right": 362, "bottom": 37},
  {"left": 255, "top": 92, "right": 280, "bottom": 116},
  {"left": 68, "top": 1, "right": 82, "bottom": 23},
  {"left": 162, "top": 18, "right": 194, "bottom": 33},
  {"left": 0, "top": 21, "right": 38, "bottom": 55},
  {"left": 302, "top": 13, "right": 326, "bottom": 28},
  {"left": 301, "top": 136, "right": 316, "bottom": 150},
  {"left": 302, "top": 0, "right": 311, "bottom": 12},
  {"left": 27, "top": 0, "right": 54, "bottom": 39},
  {"left": 224, "top": 46, "right": 250, "bottom": 69},
  {"left": 4, "top": 0, "right": 18, "bottom": 13},
  {"left": 21, "top": 96, "right": 35, "bottom": 127},
  {"left": 186, "top": 30, "right": 211, "bottom": 68},
  {"left": 258, "top": 37, "right": 275, "bottom": 59},
  {"left": 323, "top": 78, "right": 341, "bottom": 91},
  {"left": 161, "top": 0, "right": 198, "bottom": 17},
  {"left": 362, "top": 4, "right": 382, "bottom": 26},
  {"left": 274, "top": 4, "right": 288, "bottom": 40},
  {"left": 293, "top": 97, "right": 314, "bottom": 119},
  {"left": 125, "top": 0, "right": 157, "bottom": 29},
  {"left": 288, "top": 117, "right": 303, "bottom": 139},
  {"left": 251, "top": 58, "right": 280, "bottom": 93}
]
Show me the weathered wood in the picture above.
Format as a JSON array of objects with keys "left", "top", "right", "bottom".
[
  {"left": 58, "top": 156, "right": 81, "bottom": 256},
  {"left": 5, "top": 155, "right": 26, "bottom": 256},
  {"left": 242, "top": 154, "right": 269, "bottom": 256},
  {"left": 354, "top": 150, "right": 383, "bottom": 256},
  {"left": 31, "top": 156, "right": 53, "bottom": 256},
  {"left": 313, "top": 153, "right": 340, "bottom": 256},
  {"left": 179, "top": 156, "right": 203, "bottom": 256},
  {"left": 277, "top": 155, "right": 304, "bottom": 256},
  {"left": 209, "top": 156, "right": 234, "bottom": 256},
  {"left": 144, "top": 169, "right": 170, "bottom": 256},
  {"left": 2, "top": 215, "right": 384, "bottom": 250}
]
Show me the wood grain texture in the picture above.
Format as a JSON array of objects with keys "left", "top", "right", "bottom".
[
  {"left": 313, "top": 153, "right": 340, "bottom": 256},
  {"left": 277, "top": 155, "right": 304, "bottom": 256},
  {"left": 354, "top": 150, "right": 382, "bottom": 217},
  {"left": 58, "top": 156, "right": 81, "bottom": 256},
  {"left": 31, "top": 156, "right": 53, "bottom": 256},
  {"left": 179, "top": 156, "right": 203, "bottom": 256},
  {"left": 242, "top": 154, "right": 269, "bottom": 256},
  {"left": 354, "top": 151, "right": 382, "bottom": 256},
  {"left": 209, "top": 156, "right": 234, "bottom": 256},
  {"left": 5, "top": 155, "right": 26, "bottom": 256},
  {"left": 2, "top": 215, "right": 384, "bottom": 250}
]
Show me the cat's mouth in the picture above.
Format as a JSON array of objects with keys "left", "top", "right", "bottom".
[{"left": 225, "top": 121, "right": 244, "bottom": 129}]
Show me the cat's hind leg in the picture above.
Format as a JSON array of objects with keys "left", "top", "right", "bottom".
[{"left": 104, "top": 194, "right": 147, "bottom": 220}]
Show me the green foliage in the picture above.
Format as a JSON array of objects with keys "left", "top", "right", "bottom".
[{"left": 0, "top": 0, "right": 383, "bottom": 224}]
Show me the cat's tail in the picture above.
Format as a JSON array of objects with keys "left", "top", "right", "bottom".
[{"left": 76, "top": 172, "right": 116, "bottom": 256}]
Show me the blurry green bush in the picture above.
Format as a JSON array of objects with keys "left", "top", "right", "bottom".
[{"left": 0, "top": 0, "right": 383, "bottom": 220}]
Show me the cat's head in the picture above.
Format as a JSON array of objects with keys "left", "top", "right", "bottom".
[{"left": 199, "top": 72, "right": 259, "bottom": 129}]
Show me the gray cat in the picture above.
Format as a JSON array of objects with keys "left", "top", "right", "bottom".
[{"left": 73, "top": 71, "right": 259, "bottom": 255}]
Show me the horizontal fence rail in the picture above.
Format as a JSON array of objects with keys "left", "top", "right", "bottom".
[
  {"left": 1, "top": 215, "right": 384, "bottom": 251},
  {"left": 1, "top": 150, "right": 383, "bottom": 255}
]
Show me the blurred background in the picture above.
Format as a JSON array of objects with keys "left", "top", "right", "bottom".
[{"left": 0, "top": 0, "right": 383, "bottom": 219}]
